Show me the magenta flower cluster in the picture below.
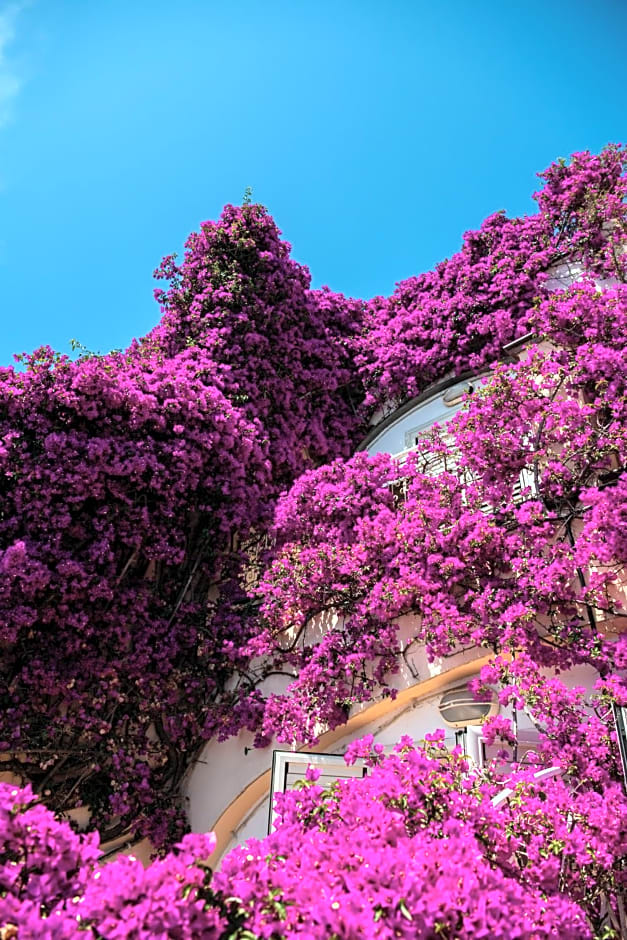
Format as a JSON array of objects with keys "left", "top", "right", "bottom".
[
  {"left": 2, "top": 735, "right": 624, "bottom": 937},
  {"left": 0, "top": 145, "right": 626, "bottom": 935},
  {"left": 0, "top": 204, "right": 366, "bottom": 846},
  {"left": 257, "top": 284, "right": 627, "bottom": 859},
  {"left": 356, "top": 145, "right": 626, "bottom": 409}
]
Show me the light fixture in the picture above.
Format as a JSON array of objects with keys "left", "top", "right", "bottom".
[{"left": 438, "top": 684, "right": 498, "bottom": 728}]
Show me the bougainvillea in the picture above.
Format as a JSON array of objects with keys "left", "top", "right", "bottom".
[
  {"left": 0, "top": 782, "right": 224, "bottom": 938},
  {"left": 2, "top": 736, "right": 624, "bottom": 937},
  {"left": 216, "top": 736, "right": 626, "bottom": 938},
  {"left": 1, "top": 145, "right": 626, "bottom": 934},
  {"left": 357, "top": 144, "right": 626, "bottom": 409},
  {"left": 0, "top": 205, "right": 365, "bottom": 847},
  {"left": 256, "top": 285, "right": 627, "bottom": 928}
]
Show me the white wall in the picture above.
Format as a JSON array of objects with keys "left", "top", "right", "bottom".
[
  {"left": 185, "top": 342, "right": 609, "bottom": 860},
  {"left": 183, "top": 644, "right": 485, "bottom": 852},
  {"left": 365, "top": 381, "right": 470, "bottom": 457}
]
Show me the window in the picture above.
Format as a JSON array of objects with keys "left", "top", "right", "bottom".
[{"left": 268, "top": 750, "right": 367, "bottom": 833}]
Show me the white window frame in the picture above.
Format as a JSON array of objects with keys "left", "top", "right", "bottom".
[{"left": 268, "top": 750, "right": 367, "bottom": 833}]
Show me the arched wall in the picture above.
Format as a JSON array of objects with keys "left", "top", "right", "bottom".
[
  {"left": 188, "top": 648, "right": 493, "bottom": 864},
  {"left": 194, "top": 659, "right": 603, "bottom": 864},
  {"left": 184, "top": 330, "right": 614, "bottom": 863},
  {"left": 184, "top": 376, "right": 492, "bottom": 860}
]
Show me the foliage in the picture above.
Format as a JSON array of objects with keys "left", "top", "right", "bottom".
[
  {"left": 0, "top": 146, "right": 626, "bottom": 935},
  {"left": 0, "top": 205, "right": 363, "bottom": 846},
  {"left": 258, "top": 280, "right": 627, "bottom": 743},
  {"left": 356, "top": 144, "right": 626, "bottom": 409},
  {"left": 0, "top": 782, "right": 223, "bottom": 938},
  {"left": 2, "top": 734, "right": 624, "bottom": 938}
]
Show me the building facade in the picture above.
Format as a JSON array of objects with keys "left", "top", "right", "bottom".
[{"left": 185, "top": 317, "right": 622, "bottom": 863}]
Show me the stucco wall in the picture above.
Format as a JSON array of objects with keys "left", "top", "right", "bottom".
[{"left": 184, "top": 331, "right": 615, "bottom": 863}]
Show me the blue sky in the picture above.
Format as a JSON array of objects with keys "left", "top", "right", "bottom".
[{"left": 0, "top": 0, "right": 625, "bottom": 365}]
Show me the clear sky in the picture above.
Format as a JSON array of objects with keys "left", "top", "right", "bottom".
[{"left": 0, "top": 0, "right": 625, "bottom": 365}]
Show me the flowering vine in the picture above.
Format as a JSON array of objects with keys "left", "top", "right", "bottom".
[
  {"left": 2, "top": 735, "right": 624, "bottom": 938},
  {"left": 0, "top": 139, "right": 625, "bottom": 935},
  {"left": 0, "top": 205, "right": 364, "bottom": 847},
  {"left": 357, "top": 145, "right": 626, "bottom": 409}
]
